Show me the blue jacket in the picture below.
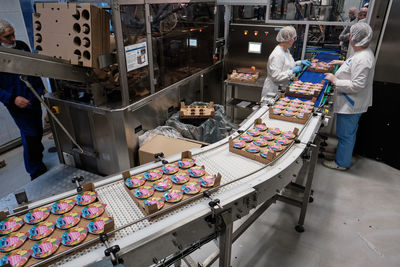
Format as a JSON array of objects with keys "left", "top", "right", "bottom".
[{"left": 0, "top": 40, "right": 45, "bottom": 114}]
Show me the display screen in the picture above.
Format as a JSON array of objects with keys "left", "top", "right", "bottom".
[
  {"left": 248, "top": 42, "right": 262, "bottom": 54},
  {"left": 189, "top": 38, "right": 198, "bottom": 47}
]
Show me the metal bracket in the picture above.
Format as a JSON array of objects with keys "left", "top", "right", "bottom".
[
  {"left": 14, "top": 190, "right": 28, "bottom": 205},
  {"left": 306, "top": 141, "right": 317, "bottom": 148},
  {"left": 72, "top": 176, "right": 84, "bottom": 193},
  {"left": 154, "top": 152, "right": 168, "bottom": 164},
  {"left": 100, "top": 233, "right": 123, "bottom": 265},
  {"left": 203, "top": 191, "right": 223, "bottom": 225}
]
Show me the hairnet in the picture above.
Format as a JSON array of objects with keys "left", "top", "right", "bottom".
[
  {"left": 0, "top": 19, "right": 12, "bottom": 34},
  {"left": 358, "top": 7, "right": 368, "bottom": 19},
  {"left": 276, "top": 26, "right": 297, "bottom": 42},
  {"left": 348, "top": 7, "right": 358, "bottom": 16},
  {"left": 350, "top": 22, "right": 373, "bottom": 47}
]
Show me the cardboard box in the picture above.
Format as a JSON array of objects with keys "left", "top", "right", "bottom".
[
  {"left": 179, "top": 102, "right": 215, "bottom": 119},
  {"left": 0, "top": 184, "right": 114, "bottom": 266},
  {"left": 122, "top": 152, "right": 221, "bottom": 219},
  {"left": 33, "top": 2, "right": 110, "bottom": 68},
  {"left": 227, "top": 69, "right": 260, "bottom": 83},
  {"left": 228, "top": 118, "right": 299, "bottom": 165},
  {"left": 139, "top": 135, "right": 206, "bottom": 165}
]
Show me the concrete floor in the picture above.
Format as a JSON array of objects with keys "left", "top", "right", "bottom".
[
  {"left": 0, "top": 136, "right": 399, "bottom": 267},
  {"left": 0, "top": 134, "right": 103, "bottom": 211},
  {"left": 188, "top": 155, "right": 400, "bottom": 267},
  {"left": 0, "top": 133, "right": 59, "bottom": 199}
]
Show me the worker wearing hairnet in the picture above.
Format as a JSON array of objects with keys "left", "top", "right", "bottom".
[
  {"left": 0, "top": 19, "right": 47, "bottom": 180},
  {"left": 323, "top": 23, "right": 375, "bottom": 170},
  {"left": 346, "top": 7, "right": 368, "bottom": 57},
  {"left": 357, "top": 7, "right": 368, "bottom": 22},
  {"left": 339, "top": 7, "right": 358, "bottom": 51},
  {"left": 261, "top": 26, "right": 311, "bottom": 98}
]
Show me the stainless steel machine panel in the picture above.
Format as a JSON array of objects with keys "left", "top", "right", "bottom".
[
  {"left": 374, "top": 0, "right": 400, "bottom": 83},
  {"left": 225, "top": 24, "right": 281, "bottom": 74},
  {"left": 47, "top": 64, "right": 222, "bottom": 176}
]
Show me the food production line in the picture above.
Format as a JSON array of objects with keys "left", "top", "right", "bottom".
[
  {"left": 0, "top": 0, "right": 361, "bottom": 175},
  {"left": 2, "top": 0, "right": 395, "bottom": 266},
  {"left": 1, "top": 101, "right": 329, "bottom": 267}
]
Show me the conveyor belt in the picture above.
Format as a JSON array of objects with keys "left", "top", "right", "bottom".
[
  {"left": 29, "top": 52, "right": 334, "bottom": 266},
  {"left": 9, "top": 96, "right": 325, "bottom": 266},
  {"left": 296, "top": 50, "right": 341, "bottom": 107},
  {"left": 47, "top": 104, "right": 323, "bottom": 266}
]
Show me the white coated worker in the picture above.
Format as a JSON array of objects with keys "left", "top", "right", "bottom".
[
  {"left": 261, "top": 26, "right": 311, "bottom": 98},
  {"left": 323, "top": 22, "right": 375, "bottom": 170}
]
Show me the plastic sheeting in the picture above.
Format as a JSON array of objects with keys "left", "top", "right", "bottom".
[
  {"left": 166, "top": 102, "right": 237, "bottom": 144},
  {"left": 138, "top": 126, "right": 183, "bottom": 147}
]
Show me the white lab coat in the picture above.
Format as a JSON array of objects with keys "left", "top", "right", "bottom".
[
  {"left": 262, "top": 45, "right": 300, "bottom": 97},
  {"left": 334, "top": 48, "right": 375, "bottom": 114}
]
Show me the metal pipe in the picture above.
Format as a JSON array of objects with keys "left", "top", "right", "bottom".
[
  {"left": 203, "top": 196, "right": 276, "bottom": 267},
  {"left": 112, "top": 0, "right": 131, "bottom": 106},
  {"left": 145, "top": 3, "right": 156, "bottom": 94},
  {"left": 20, "top": 76, "right": 84, "bottom": 154},
  {"left": 236, "top": 20, "right": 353, "bottom": 26},
  {"left": 265, "top": 0, "right": 271, "bottom": 23},
  {"left": 223, "top": 5, "right": 230, "bottom": 57},
  {"left": 219, "top": 211, "right": 233, "bottom": 267},
  {"left": 301, "top": 24, "right": 310, "bottom": 60},
  {"left": 0, "top": 46, "right": 92, "bottom": 83},
  {"left": 297, "top": 135, "right": 320, "bottom": 227}
]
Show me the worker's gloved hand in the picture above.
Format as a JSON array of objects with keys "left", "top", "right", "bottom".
[
  {"left": 292, "top": 66, "right": 302, "bottom": 74},
  {"left": 301, "top": 60, "right": 312, "bottom": 66}
]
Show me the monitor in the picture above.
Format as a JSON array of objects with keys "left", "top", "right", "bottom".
[
  {"left": 189, "top": 38, "right": 198, "bottom": 47},
  {"left": 248, "top": 42, "right": 262, "bottom": 54}
]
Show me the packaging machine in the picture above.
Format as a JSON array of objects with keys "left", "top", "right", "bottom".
[
  {"left": 2, "top": 100, "right": 328, "bottom": 267},
  {"left": 2, "top": 0, "right": 395, "bottom": 266}
]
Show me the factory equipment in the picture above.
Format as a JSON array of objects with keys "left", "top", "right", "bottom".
[
  {"left": 223, "top": 24, "right": 282, "bottom": 122},
  {"left": 0, "top": 101, "right": 328, "bottom": 267},
  {"left": 3, "top": 0, "right": 398, "bottom": 266},
  {"left": 269, "top": 0, "right": 340, "bottom": 21},
  {"left": 0, "top": 1, "right": 222, "bottom": 176},
  {"left": 0, "top": 1, "right": 358, "bottom": 176}
]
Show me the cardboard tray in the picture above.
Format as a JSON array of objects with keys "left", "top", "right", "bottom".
[
  {"left": 124, "top": 151, "right": 221, "bottom": 219},
  {"left": 227, "top": 69, "right": 260, "bottom": 83},
  {"left": 236, "top": 68, "right": 258, "bottom": 74},
  {"left": 228, "top": 118, "right": 299, "bottom": 164},
  {"left": 269, "top": 108, "right": 312, "bottom": 125},
  {"left": 269, "top": 96, "right": 316, "bottom": 124},
  {"left": 179, "top": 102, "right": 215, "bottom": 119},
  {"left": 0, "top": 183, "right": 114, "bottom": 266},
  {"left": 307, "top": 65, "right": 334, "bottom": 73},
  {"left": 285, "top": 79, "right": 324, "bottom": 99},
  {"left": 285, "top": 88, "right": 322, "bottom": 99}
]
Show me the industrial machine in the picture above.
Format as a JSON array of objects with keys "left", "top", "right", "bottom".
[
  {"left": 1, "top": 1, "right": 223, "bottom": 175},
  {"left": 0, "top": 0, "right": 354, "bottom": 175}
]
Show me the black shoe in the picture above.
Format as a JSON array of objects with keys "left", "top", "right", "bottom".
[{"left": 30, "top": 164, "right": 48, "bottom": 181}]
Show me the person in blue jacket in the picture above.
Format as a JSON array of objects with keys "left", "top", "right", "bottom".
[{"left": 0, "top": 19, "right": 47, "bottom": 180}]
